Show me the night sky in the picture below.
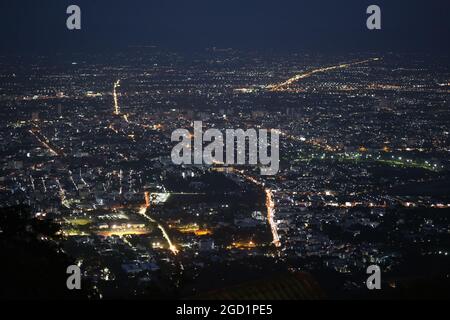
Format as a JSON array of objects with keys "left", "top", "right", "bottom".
[{"left": 0, "top": 0, "right": 449, "bottom": 54}]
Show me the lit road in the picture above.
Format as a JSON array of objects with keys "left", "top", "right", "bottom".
[
  {"left": 266, "top": 58, "right": 381, "bottom": 92},
  {"left": 56, "top": 178, "right": 70, "bottom": 208},
  {"left": 113, "top": 80, "right": 121, "bottom": 115},
  {"left": 112, "top": 79, "right": 130, "bottom": 123},
  {"left": 138, "top": 193, "right": 179, "bottom": 255},
  {"left": 264, "top": 188, "right": 281, "bottom": 247},
  {"left": 29, "top": 129, "right": 65, "bottom": 156},
  {"left": 234, "top": 169, "right": 281, "bottom": 248}
]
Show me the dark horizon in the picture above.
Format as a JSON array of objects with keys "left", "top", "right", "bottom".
[{"left": 1, "top": 0, "right": 449, "bottom": 55}]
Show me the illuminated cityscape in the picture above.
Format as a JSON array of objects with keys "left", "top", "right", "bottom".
[
  {"left": 0, "top": 0, "right": 449, "bottom": 302},
  {"left": 1, "top": 48, "right": 449, "bottom": 299}
]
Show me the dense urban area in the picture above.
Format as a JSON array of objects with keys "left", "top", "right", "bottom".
[{"left": 0, "top": 48, "right": 449, "bottom": 298}]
